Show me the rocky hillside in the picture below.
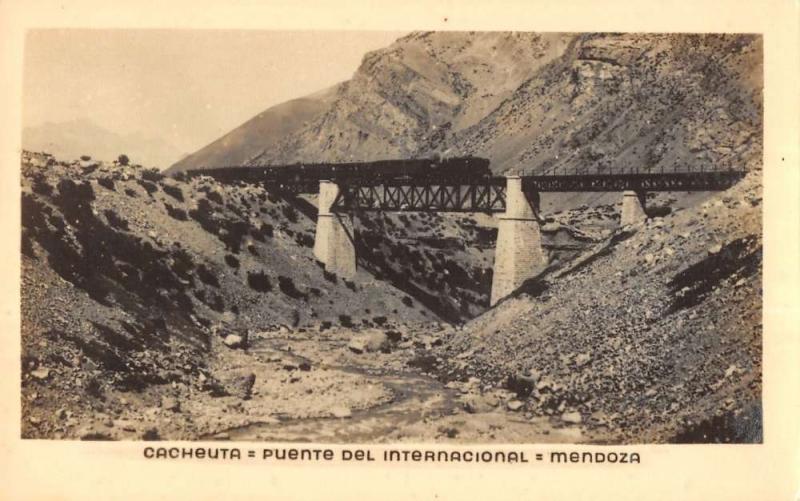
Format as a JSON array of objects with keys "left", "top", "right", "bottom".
[
  {"left": 169, "top": 32, "right": 761, "bottom": 186},
  {"left": 20, "top": 151, "right": 431, "bottom": 438},
  {"left": 435, "top": 170, "right": 763, "bottom": 443}
]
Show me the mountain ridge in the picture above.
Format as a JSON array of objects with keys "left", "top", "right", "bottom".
[
  {"left": 168, "top": 32, "right": 761, "bottom": 182},
  {"left": 23, "top": 118, "right": 183, "bottom": 169}
]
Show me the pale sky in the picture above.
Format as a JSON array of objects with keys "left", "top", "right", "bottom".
[{"left": 23, "top": 29, "right": 406, "bottom": 159}]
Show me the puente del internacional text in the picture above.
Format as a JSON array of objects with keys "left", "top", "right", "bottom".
[{"left": 185, "top": 157, "right": 745, "bottom": 306}]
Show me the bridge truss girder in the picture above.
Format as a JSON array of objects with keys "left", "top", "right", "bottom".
[
  {"left": 331, "top": 181, "right": 508, "bottom": 213},
  {"left": 522, "top": 171, "right": 746, "bottom": 192},
  {"left": 329, "top": 171, "right": 746, "bottom": 213}
]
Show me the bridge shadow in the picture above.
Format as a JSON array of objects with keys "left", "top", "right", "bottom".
[
  {"left": 282, "top": 193, "right": 319, "bottom": 221},
  {"left": 273, "top": 191, "right": 481, "bottom": 325}
]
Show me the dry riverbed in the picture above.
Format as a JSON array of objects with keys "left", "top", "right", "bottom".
[{"left": 48, "top": 324, "right": 587, "bottom": 443}]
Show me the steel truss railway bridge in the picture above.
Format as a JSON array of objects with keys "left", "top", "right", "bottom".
[{"left": 186, "top": 158, "right": 746, "bottom": 306}]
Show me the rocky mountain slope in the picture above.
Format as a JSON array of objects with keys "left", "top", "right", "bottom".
[
  {"left": 435, "top": 170, "right": 763, "bottom": 443},
  {"left": 169, "top": 32, "right": 761, "bottom": 186},
  {"left": 20, "top": 151, "right": 432, "bottom": 438}
]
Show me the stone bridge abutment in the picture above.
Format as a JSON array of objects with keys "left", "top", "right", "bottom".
[
  {"left": 490, "top": 176, "right": 548, "bottom": 306},
  {"left": 313, "top": 180, "right": 356, "bottom": 279}
]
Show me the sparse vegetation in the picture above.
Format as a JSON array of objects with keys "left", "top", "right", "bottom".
[
  {"left": 164, "top": 203, "right": 188, "bottom": 221},
  {"left": 137, "top": 179, "right": 158, "bottom": 195},
  {"left": 206, "top": 191, "right": 224, "bottom": 204},
  {"left": 224, "top": 254, "right": 240, "bottom": 269},
  {"left": 141, "top": 168, "right": 164, "bottom": 183},
  {"left": 247, "top": 271, "right": 272, "bottom": 292},
  {"left": 196, "top": 263, "right": 220, "bottom": 288},
  {"left": 278, "top": 276, "right": 307, "bottom": 300},
  {"left": 97, "top": 176, "right": 115, "bottom": 191},
  {"left": 103, "top": 209, "right": 129, "bottom": 231},
  {"left": 338, "top": 314, "right": 353, "bottom": 328},
  {"left": 162, "top": 184, "right": 184, "bottom": 202}
]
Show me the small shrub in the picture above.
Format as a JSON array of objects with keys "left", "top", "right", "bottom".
[
  {"left": 319, "top": 321, "right": 332, "bottom": 332},
  {"left": 226, "top": 202, "right": 245, "bottom": 218},
  {"left": 117, "top": 154, "right": 130, "bottom": 166},
  {"left": 323, "top": 270, "right": 337, "bottom": 283},
  {"left": 142, "top": 429, "right": 161, "bottom": 441},
  {"left": 247, "top": 244, "right": 259, "bottom": 256},
  {"left": 402, "top": 296, "right": 414, "bottom": 307},
  {"left": 344, "top": 280, "right": 357, "bottom": 291},
  {"left": 137, "top": 179, "right": 158, "bottom": 195},
  {"left": 247, "top": 271, "right": 272, "bottom": 292},
  {"left": 85, "top": 376, "right": 104, "bottom": 399},
  {"left": 57, "top": 179, "right": 95, "bottom": 202},
  {"left": 224, "top": 254, "right": 240, "bottom": 269},
  {"left": 31, "top": 174, "right": 53, "bottom": 196},
  {"left": 338, "top": 315, "right": 353, "bottom": 328},
  {"left": 294, "top": 232, "right": 314, "bottom": 248},
  {"left": 278, "top": 276, "right": 307, "bottom": 300},
  {"left": 162, "top": 184, "right": 184, "bottom": 202},
  {"left": 103, "top": 209, "right": 129, "bottom": 231},
  {"left": 164, "top": 203, "right": 188, "bottom": 221},
  {"left": 251, "top": 223, "right": 273, "bottom": 242},
  {"left": 197, "top": 264, "right": 220, "bottom": 288},
  {"left": 206, "top": 191, "right": 224, "bottom": 204},
  {"left": 220, "top": 220, "right": 249, "bottom": 253},
  {"left": 281, "top": 204, "right": 298, "bottom": 223},
  {"left": 124, "top": 188, "right": 137, "bottom": 198},
  {"left": 373, "top": 316, "right": 387, "bottom": 326},
  {"left": 205, "top": 291, "right": 225, "bottom": 312},
  {"left": 97, "top": 176, "right": 115, "bottom": 191},
  {"left": 141, "top": 168, "right": 164, "bottom": 183}
]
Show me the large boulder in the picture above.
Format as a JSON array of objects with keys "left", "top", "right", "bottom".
[
  {"left": 461, "top": 392, "right": 500, "bottom": 414},
  {"left": 225, "top": 372, "right": 256, "bottom": 400},
  {"left": 222, "top": 334, "right": 245, "bottom": 349},
  {"left": 160, "top": 396, "right": 181, "bottom": 413},
  {"left": 347, "top": 330, "right": 390, "bottom": 354}
]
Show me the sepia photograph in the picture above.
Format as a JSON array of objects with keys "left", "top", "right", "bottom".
[{"left": 18, "top": 29, "right": 766, "bottom": 445}]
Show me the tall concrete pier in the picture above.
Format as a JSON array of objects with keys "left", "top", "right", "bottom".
[
  {"left": 621, "top": 190, "right": 648, "bottom": 226},
  {"left": 313, "top": 180, "right": 356, "bottom": 279},
  {"left": 490, "top": 176, "right": 548, "bottom": 306}
]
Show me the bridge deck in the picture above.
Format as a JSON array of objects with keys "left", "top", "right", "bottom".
[
  {"left": 184, "top": 160, "right": 746, "bottom": 213},
  {"left": 331, "top": 171, "right": 745, "bottom": 212}
]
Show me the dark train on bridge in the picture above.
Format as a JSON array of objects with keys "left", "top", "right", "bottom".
[{"left": 184, "top": 156, "right": 492, "bottom": 184}]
